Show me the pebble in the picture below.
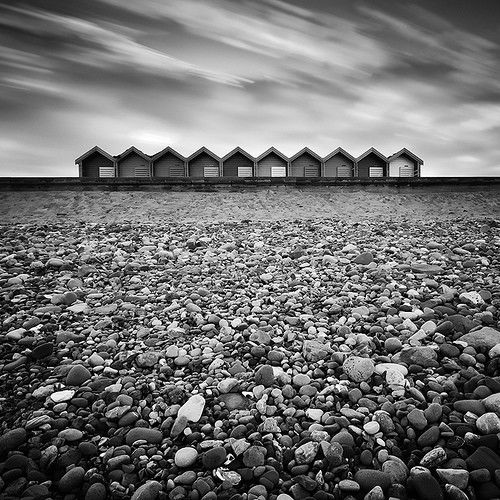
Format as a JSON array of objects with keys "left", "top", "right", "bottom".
[
  {"left": 342, "top": 356, "right": 375, "bottom": 382},
  {"left": 175, "top": 447, "right": 199, "bottom": 467},
  {"left": 0, "top": 218, "right": 498, "bottom": 500}
]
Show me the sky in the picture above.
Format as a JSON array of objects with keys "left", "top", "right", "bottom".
[{"left": 1, "top": 0, "right": 500, "bottom": 176}]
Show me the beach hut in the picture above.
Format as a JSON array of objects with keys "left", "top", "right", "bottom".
[
  {"left": 116, "top": 147, "right": 151, "bottom": 177},
  {"left": 151, "top": 147, "right": 186, "bottom": 177},
  {"left": 356, "top": 148, "right": 388, "bottom": 178},
  {"left": 75, "top": 146, "right": 115, "bottom": 177},
  {"left": 323, "top": 148, "right": 356, "bottom": 177},
  {"left": 187, "top": 147, "right": 221, "bottom": 177},
  {"left": 387, "top": 148, "right": 423, "bottom": 177},
  {"left": 255, "top": 147, "right": 288, "bottom": 177},
  {"left": 289, "top": 147, "right": 322, "bottom": 177},
  {"left": 222, "top": 147, "right": 255, "bottom": 177}
]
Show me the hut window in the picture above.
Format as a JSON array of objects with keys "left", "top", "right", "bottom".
[
  {"left": 238, "top": 166, "right": 252, "bottom": 177},
  {"left": 99, "top": 166, "right": 115, "bottom": 177}
]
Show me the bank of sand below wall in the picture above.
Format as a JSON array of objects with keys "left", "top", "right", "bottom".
[
  {"left": 0, "top": 187, "right": 499, "bottom": 223},
  {"left": 0, "top": 189, "right": 500, "bottom": 499}
]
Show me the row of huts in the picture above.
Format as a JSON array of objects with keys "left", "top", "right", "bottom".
[{"left": 76, "top": 146, "right": 423, "bottom": 178}]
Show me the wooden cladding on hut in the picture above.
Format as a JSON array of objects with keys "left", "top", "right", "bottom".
[{"left": 76, "top": 146, "right": 423, "bottom": 178}]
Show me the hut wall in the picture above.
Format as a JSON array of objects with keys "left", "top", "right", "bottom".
[
  {"left": 323, "top": 155, "right": 354, "bottom": 177},
  {"left": 153, "top": 153, "right": 185, "bottom": 177},
  {"left": 290, "top": 153, "right": 321, "bottom": 177},
  {"left": 82, "top": 153, "right": 114, "bottom": 178},
  {"left": 118, "top": 153, "right": 150, "bottom": 177},
  {"left": 189, "top": 153, "right": 219, "bottom": 177},
  {"left": 357, "top": 153, "right": 387, "bottom": 178},
  {"left": 223, "top": 152, "right": 254, "bottom": 177},
  {"left": 257, "top": 153, "right": 287, "bottom": 177},
  {"left": 389, "top": 157, "right": 416, "bottom": 177}
]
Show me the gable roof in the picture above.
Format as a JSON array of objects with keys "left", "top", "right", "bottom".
[
  {"left": 187, "top": 146, "right": 221, "bottom": 162},
  {"left": 115, "top": 146, "right": 150, "bottom": 161},
  {"left": 256, "top": 147, "right": 288, "bottom": 162},
  {"left": 356, "top": 147, "right": 388, "bottom": 163},
  {"left": 387, "top": 148, "right": 423, "bottom": 165},
  {"left": 151, "top": 146, "right": 186, "bottom": 162},
  {"left": 289, "top": 147, "right": 322, "bottom": 162},
  {"left": 323, "top": 147, "right": 356, "bottom": 163},
  {"left": 222, "top": 146, "right": 255, "bottom": 162},
  {"left": 75, "top": 146, "right": 115, "bottom": 165}
]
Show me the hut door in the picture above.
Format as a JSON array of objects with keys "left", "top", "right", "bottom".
[
  {"left": 238, "top": 166, "right": 252, "bottom": 177},
  {"left": 304, "top": 164, "right": 318, "bottom": 177},
  {"left": 337, "top": 165, "right": 352, "bottom": 177},
  {"left": 400, "top": 164, "right": 413, "bottom": 177},
  {"left": 204, "top": 166, "right": 219, "bottom": 177},
  {"left": 369, "top": 166, "right": 384, "bottom": 177},
  {"left": 271, "top": 166, "right": 286, "bottom": 177}
]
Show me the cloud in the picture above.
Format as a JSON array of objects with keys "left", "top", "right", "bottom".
[
  {"left": 100, "top": 0, "right": 390, "bottom": 83},
  {"left": 0, "top": 5, "right": 250, "bottom": 87}
]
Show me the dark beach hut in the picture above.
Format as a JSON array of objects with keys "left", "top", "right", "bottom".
[
  {"left": 187, "top": 147, "right": 221, "bottom": 177},
  {"left": 356, "top": 148, "right": 389, "bottom": 178},
  {"left": 323, "top": 148, "right": 355, "bottom": 177},
  {"left": 151, "top": 147, "right": 186, "bottom": 177},
  {"left": 289, "top": 147, "right": 322, "bottom": 177},
  {"left": 222, "top": 147, "right": 255, "bottom": 177},
  {"left": 75, "top": 146, "right": 115, "bottom": 177},
  {"left": 387, "top": 148, "right": 423, "bottom": 177},
  {"left": 116, "top": 147, "right": 151, "bottom": 177},
  {"left": 255, "top": 147, "right": 288, "bottom": 177}
]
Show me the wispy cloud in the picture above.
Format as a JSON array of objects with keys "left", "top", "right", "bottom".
[{"left": 0, "top": 5, "right": 250, "bottom": 87}]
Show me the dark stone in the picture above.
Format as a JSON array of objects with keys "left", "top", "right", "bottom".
[
  {"left": 0, "top": 428, "right": 27, "bottom": 456},
  {"left": 202, "top": 447, "right": 227, "bottom": 469},
  {"left": 353, "top": 469, "right": 392, "bottom": 491},
  {"left": 254, "top": 365, "right": 275, "bottom": 387},
  {"left": 407, "top": 473, "right": 443, "bottom": 500},
  {"left": 31, "top": 342, "right": 54, "bottom": 359},
  {"left": 466, "top": 447, "right": 500, "bottom": 473}
]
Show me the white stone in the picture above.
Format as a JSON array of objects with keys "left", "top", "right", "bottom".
[
  {"left": 459, "top": 291, "right": 484, "bottom": 306},
  {"left": 50, "top": 390, "right": 75, "bottom": 403},
  {"left": 476, "top": 412, "right": 500, "bottom": 434},
  {"left": 306, "top": 409, "right": 324, "bottom": 422},
  {"left": 174, "top": 447, "right": 198, "bottom": 467},
  {"left": 375, "top": 363, "right": 408, "bottom": 376},
  {"left": 177, "top": 394, "right": 205, "bottom": 422},
  {"left": 386, "top": 369, "right": 405, "bottom": 387}
]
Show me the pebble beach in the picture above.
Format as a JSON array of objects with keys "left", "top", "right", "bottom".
[{"left": 1, "top": 189, "right": 500, "bottom": 500}]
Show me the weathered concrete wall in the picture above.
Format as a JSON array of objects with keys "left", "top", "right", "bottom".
[{"left": 1, "top": 177, "right": 499, "bottom": 192}]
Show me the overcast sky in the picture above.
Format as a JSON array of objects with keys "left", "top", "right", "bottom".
[{"left": 1, "top": 0, "right": 500, "bottom": 176}]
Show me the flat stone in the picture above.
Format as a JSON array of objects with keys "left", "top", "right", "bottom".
[
  {"left": 50, "top": 390, "right": 75, "bottom": 403},
  {"left": 255, "top": 365, "right": 275, "bottom": 387},
  {"left": 125, "top": 428, "right": 163, "bottom": 446},
  {"left": 177, "top": 394, "right": 205, "bottom": 422},
  {"left": 466, "top": 446, "right": 500, "bottom": 473},
  {"left": 460, "top": 327, "right": 500, "bottom": 350},
  {"left": 353, "top": 469, "right": 391, "bottom": 491},
  {"left": 202, "top": 447, "right": 227, "bottom": 469}
]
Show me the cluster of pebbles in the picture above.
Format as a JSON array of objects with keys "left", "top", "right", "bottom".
[{"left": 0, "top": 217, "right": 499, "bottom": 500}]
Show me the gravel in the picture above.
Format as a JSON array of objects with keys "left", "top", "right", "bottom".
[{"left": 0, "top": 216, "right": 499, "bottom": 499}]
